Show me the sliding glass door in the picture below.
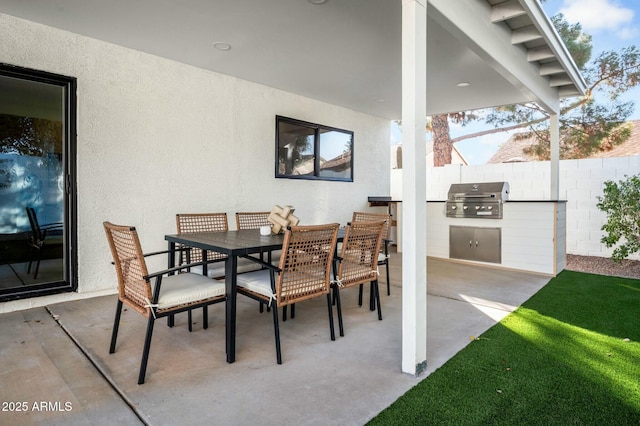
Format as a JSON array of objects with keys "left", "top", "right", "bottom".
[{"left": 0, "top": 64, "right": 76, "bottom": 301}]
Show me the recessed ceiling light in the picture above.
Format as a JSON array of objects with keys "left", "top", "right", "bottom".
[
  {"left": 308, "top": 0, "right": 328, "bottom": 4},
  {"left": 456, "top": 82, "right": 471, "bottom": 87},
  {"left": 213, "top": 42, "right": 232, "bottom": 51}
]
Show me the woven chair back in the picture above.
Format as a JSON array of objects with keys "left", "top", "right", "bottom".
[
  {"left": 276, "top": 223, "right": 339, "bottom": 306},
  {"left": 103, "top": 222, "right": 152, "bottom": 316},
  {"left": 176, "top": 213, "right": 228, "bottom": 262},
  {"left": 336, "top": 221, "right": 385, "bottom": 288},
  {"left": 352, "top": 211, "right": 390, "bottom": 240},
  {"left": 235, "top": 211, "right": 271, "bottom": 230}
]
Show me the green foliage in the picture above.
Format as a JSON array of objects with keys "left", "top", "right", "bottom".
[
  {"left": 597, "top": 174, "right": 640, "bottom": 262},
  {"left": 0, "top": 114, "right": 62, "bottom": 157},
  {"left": 483, "top": 19, "right": 640, "bottom": 160},
  {"left": 551, "top": 13, "right": 592, "bottom": 69}
]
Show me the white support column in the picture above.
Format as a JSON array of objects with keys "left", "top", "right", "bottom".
[
  {"left": 550, "top": 113, "right": 560, "bottom": 200},
  {"left": 401, "top": 0, "right": 427, "bottom": 376}
]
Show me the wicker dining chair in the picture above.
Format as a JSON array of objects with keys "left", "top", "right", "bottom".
[
  {"left": 235, "top": 211, "right": 276, "bottom": 266},
  {"left": 235, "top": 211, "right": 271, "bottom": 230},
  {"left": 176, "top": 213, "right": 228, "bottom": 274},
  {"left": 176, "top": 213, "right": 229, "bottom": 331},
  {"left": 352, "top": 211, "right": 392, "bottom": 295},
  {"left": 331, "top": 220, "right": 385, "bottom": 336},
  {"left": 103, "top": 222, "right": 226, "bottom": 384},
  {"left": 235, "top": 223, "right": 340, "bottom": 364},
  {"left": 235, "top": 211, "right": 282, "bottom": 315}
]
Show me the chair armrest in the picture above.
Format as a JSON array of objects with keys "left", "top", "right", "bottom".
[
  {"left": 142, "top": 246, "right": 197, "bottom": 258},
  {"left": 142, "top": 249, "right": 173, "bottom": 258},
  {"left": 109, "top": 248, "right": 206, "bottom": 266},
  {"left": 143, "top": 261, "right": 207, "bottom": 280}
]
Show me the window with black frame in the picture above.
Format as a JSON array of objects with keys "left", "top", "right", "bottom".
[{"left": 275, "top": 116, "right": 353, "bottom": 182}]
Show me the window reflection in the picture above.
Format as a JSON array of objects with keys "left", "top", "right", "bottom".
[
  {"left": 319, "top": 130, "right": 352, "bottom": 179},
  {"left": 276, "top": 116, "right": 353, "bottom": 182},
  {"left": 277, "top": 121, "right": 315, "bottom": 176}
]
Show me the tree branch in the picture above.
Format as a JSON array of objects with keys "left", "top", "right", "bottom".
[{"left": 450, "top": 116, "right": 547, "bottom": 143}]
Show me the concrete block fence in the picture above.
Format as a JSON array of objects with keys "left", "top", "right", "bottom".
[{"left": 390, "top": 155, "right": 640, "bottom": 260}]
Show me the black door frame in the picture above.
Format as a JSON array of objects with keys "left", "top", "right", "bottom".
[{"left": 0, "top": 63, "right": 77, "bottom": 302}]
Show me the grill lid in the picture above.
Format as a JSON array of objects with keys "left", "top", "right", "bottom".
[{"left": 447, "top": 182, "right": 510, "bottom": 202}]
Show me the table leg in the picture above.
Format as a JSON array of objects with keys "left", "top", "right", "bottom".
[
  {"left": 202, "top": 250, "right": 208, "bottom": 277},
  {"left": 168, "top": 242, "right": 176, "bottom": 270},
  {"left": 225, "top": 255, "right": 238, "bottom": 363}
]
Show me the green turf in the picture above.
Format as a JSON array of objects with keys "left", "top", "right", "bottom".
[{"left": 368, "top": 271, "right": 640, "bottom": 425}]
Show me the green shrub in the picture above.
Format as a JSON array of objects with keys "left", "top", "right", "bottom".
[{"left": 596, "top": 174, "right": 640, "bottom": 262}]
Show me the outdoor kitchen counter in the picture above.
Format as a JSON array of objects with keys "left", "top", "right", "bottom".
[{"left": 396, "top": 201, "right": 566, "bottom": 276}]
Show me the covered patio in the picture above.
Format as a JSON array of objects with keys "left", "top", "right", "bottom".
[
  {"left": 0, "top": 0, "right": 585, "bottom": 372},
  {"left": 0, "top": 255, "right": 550, "bottom": 425}
]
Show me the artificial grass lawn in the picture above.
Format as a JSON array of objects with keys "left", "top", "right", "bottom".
[{"left": 369, "top": 270, "right": 640, "bottom": 425}]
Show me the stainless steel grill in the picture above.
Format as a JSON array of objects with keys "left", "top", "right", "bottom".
[{"left": 445, "top": 182, "right": 510, "bottom": 219}]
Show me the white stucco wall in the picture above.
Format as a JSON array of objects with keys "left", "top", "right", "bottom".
[
  {"left": 0, "top": 13, "right": 390, "bottom": 312},
  {"left": 391, "top": 155, "right": 640, "bottom": 261}
]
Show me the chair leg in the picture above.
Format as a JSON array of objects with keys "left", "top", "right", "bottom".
[
  {"left": 282, "top": 304, "right": 296, "bottom": 321},
  {"left": 109, "top": 300, "right": 123, "bottom": 353},
  {"left": 333, "top": 285, "right": 344, "bottom": 337},
  {"left": 358, "top": 284, "right": 363, "bottom": 307},
  {"left": 259, "top": 302, "right": 264, "bottom": 313},
  {"left": 326, "top": 293, "right": 336, "bottom": 341},
  {"left": 33, "top": 250, "right": 43, "bottom": 279},
  {"left": 370, "top": 281, "right": 375, "bottom": 311},
  {"left": 385, "top": 261, "right": 391, "bottom": 296},
  {"left": 27, "top": 247, "right": 35, "bottom": 273},
  {"left": 167, "top": 315, "right": 175, "bottom": 328},
  {"left": 188, "top": 310, "right": 193, "bottom": 332},
  {"left": 203, "top": 306, "right": 209, "bottom": 329},
  {"left": 374, "top": 280, "right": 383, "bottom": 320},
  {"left": 271, "top": 304, "right": 282, "bottom": 364},
  {"left": 138, "top": 315, "right": 156, "bottom": 385}
]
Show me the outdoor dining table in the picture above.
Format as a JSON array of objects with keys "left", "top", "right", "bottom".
[
  {"left": 165, "top": 229, "right": 285, "bottom": 363},
  {"left": 165, "top": 227, "right": 345, "bottom": 363}
]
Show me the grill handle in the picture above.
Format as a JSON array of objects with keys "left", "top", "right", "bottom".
[{"left": 452, "top": 193, "right": 496, "bottom": 199}]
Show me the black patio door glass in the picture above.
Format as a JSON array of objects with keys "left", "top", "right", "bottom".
[{"left": 0, "top": 65, "right": 76, "bottom": 301}]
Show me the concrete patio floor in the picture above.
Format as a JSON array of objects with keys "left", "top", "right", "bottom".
[{"left": 0, "top": 253, "right": 551, "bottom": 426}]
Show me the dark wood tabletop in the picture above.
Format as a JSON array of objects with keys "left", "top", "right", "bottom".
[{"left": 164, "top": 229, "right": 285, "bottom": 256}]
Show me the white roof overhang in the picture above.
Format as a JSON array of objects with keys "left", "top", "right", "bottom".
[{"left": 0, "top": 0, "right": 586, "bottom": 119}]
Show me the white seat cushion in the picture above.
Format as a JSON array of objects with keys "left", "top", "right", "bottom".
[
  {"left": 237, "top": 257, "right": 265, "bottom": 273},
  {"left": 188, "top": 264, "right": 227, "bottom": 279},
  {"left": 377, "top": 252, "right": 387, "bottom": 263},
  {"left": 187, "top": 257, "right": 268, "bottom": 278},
  {"left": 236, "top": 269, "right": 274, "bottom": 300},
  {"left": 156, "top": 273, "right": 225, "bottom": 310}
]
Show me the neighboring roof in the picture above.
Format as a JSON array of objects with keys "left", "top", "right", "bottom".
[
  {"left": 487, "top": 120, "right": 640, "bottom": 163},
  {"left": 591, "top": 121, "right": 640, "bottom": 158},
  {"left": 321, "top": 151, "right": 351, "bottom": 172}
]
